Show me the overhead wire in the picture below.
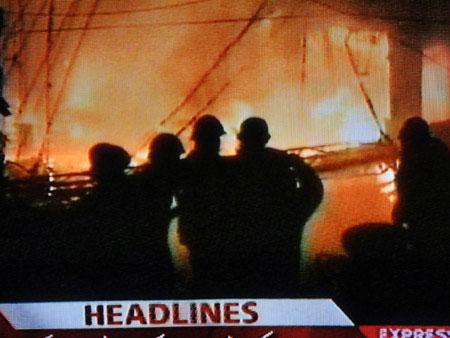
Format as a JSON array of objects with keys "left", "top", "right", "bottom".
[
  {"left": 175, "top": 81, "right": 230, "bottom": 137},
  {"left": 133, "top": 0, "right": 268, "bottom": 154},
  {"left": 4, "top": 0, "right": 450, "bottom": 26},
  {"left": 1, "top": 0, "right": 32, "bottom": 58},
  {"left": 14, "top": 0, "right": 82, "bottom": 116},
  {"left": 10, "top": 12, "right": 450, "bottom": 36},
  {"left": 159, "top": 0, "right": 268, "bottom": 127},
  {"left": 2, "top": 0, "right": 449, "bottom": 164},
  {"left": 4, "top": 0, "right": 48, "bottom": 77},
  {"left": 344, "top": 32, "right": 390, "bottom": 142},
  {"left": 4, "top": 0, "right": 214, "bottom": 17},
  {"left": 33, "top": 0, "right": 101, "bottom": 170}
]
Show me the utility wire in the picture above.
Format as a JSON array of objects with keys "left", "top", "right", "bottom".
[
  {"left": 15, "top": 0, "right": 82, "bottom": 116},
  {"left": 176, "top": 81, "right": 230, "bottom": 136},
  {"left": 5, "top": 0, "right": 48, "bottom": 78},
  {"left": 33, "top": 0, "right": 100, "bottom": 170},
  {"left": 11, "top": 12, "right": 450, "bottom": 36},
  {"left": 1, "top": 0, "right": 37, "bottom": 61},
  {"left": 45, "top": 0, "right": 101, "bottom": 129},
  {"left": 5, "top": 0, "right": 213, "bottom": 17},
  {"left": 133, "top": 0, "right": 267, "bottom": 154},
  {"left": 344, "top": 32, "right": 391, "bottom": 142},
  {"left": 159, "top": 0, "right": 268, "bottom": 127}
]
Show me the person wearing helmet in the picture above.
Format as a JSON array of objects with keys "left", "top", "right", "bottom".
[
  {"left": 148, "top": 133, "right": 185, "bottom": 169},
  {"left": 134, "top": 133, "right": 186, "bottom": 296},
  {"left": 89, "top": 143, "right": 131, "bottom": 184},
  {"left": 189, "top": 114, "right": 226, "bottom": 159},
  {"left": 142, "top": 133, "right": 185, "bottom": 201},
  {"left": 232, "top": 117, "right": 323, "bottom": 295},
  {"left": 75, "top": 143, "right": 137, "bottom": 298},
  {"left": 176, "top": 114, "right": 235, "bottom": 295}
]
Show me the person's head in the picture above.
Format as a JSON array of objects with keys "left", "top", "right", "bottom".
[
  {"left": 237, "top": 117, "right": 271, "bottom": 151},
  {"left": 149, "top": 133, "right": 184, "bottom": 167},
  {"left": 398, "top": 117, "right": 431, "bottom": 146},
  {"left": 190, "top": 114, "right": 225, "bottom": 154},
  {"left": 88, "top": 143, "right": 131, "bottom": 183}
]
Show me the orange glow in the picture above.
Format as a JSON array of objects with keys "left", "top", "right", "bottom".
[
  {"left": 304, "top": 168, "right": 395, "bottom": 257},
  {"left": 422, "top": 44, "right": 450, "bottom": 123},
  {"left": 329, "top": 26, "right": 349, "bottom": 46},
  {"left": 2, "top": 1, "right": 393, "bottom": 172}
]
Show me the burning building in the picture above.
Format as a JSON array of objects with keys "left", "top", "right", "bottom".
[{"left": 0, "top": 0, "right": 447, "bottom": 173}]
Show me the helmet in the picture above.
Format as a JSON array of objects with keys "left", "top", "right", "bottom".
[
  {"left": 398, "top": 117, "right": 430, "bottom": 143},
  {"left": 237, "top": 117, "right": 270, "bottom": 143},
  {"left": 149, "top": 133, "right": 184, "bottom": 162},
  {"left": 191, "top": 115, "right": 226, "bottom": 141},
  {"left": 89, "top": 143, "right": 131, "bottom": 180}
]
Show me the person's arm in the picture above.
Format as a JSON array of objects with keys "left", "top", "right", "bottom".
[{"left": 288, "top": 154, "right": 324, "bottom": 216}]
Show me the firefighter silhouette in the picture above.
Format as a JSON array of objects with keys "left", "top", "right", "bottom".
[
  {"left": 176, "top": 115, "right": 238, "bottom": 295},
  {"left": 394, "top": 117, "right": 450, "bottom": 257},
  {"left": 231, "top": 117, "right": 324, "bottom": 295},
  {"left": 138, "top": 133, "right": 186, "bottom": 295}
]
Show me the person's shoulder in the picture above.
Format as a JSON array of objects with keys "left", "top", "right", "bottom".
[
  {"left": 266, "top": 147, "right": 286, "bottom": 155},
  {"left": 180, "top": 155, "right": 196, "bottom": 168},
  {"left": 222, "top": 154, "right": 238, "bottom": 162},
  {"left": 430, "top": 137, "right": 450, "bottom": 153},
  {"left": 266, "top": 147, "right": 307, "bottom": 164},
  {"left": 265, "top": 147, "right": 289, "bottom": 160}
]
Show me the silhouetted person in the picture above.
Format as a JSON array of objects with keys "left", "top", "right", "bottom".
[
  {"left": 9, "top": 144, "right": 133, "bottom": 300},
  {"left": 390, "top": 117, "right": 450, "bottom": 320},
  {"left": 336, "top": 117, "right": 450, "bottom": 323},
  {"left": 142, "top": 133, "right": 185, "bottom": 207},
  {"left": 393, "top": 117, "right": 450, "bottom": 254},
  {"left": 66, "top": 142, "right": 162, "bottom": 299},
  {"left": 176, "top": 115, "right": 234, "bottom": 295},
  {"left": 78, "top": 143, "right": 133, "bottom": 297},
  {"left": 137, "top": 133, "right": 185, "bottom": 294},
  {"left": 233, "top": 117, "right": 323, "bottom": 295},
  {"left": 89, "top": 142, "right": 130, "bottom": 184}
]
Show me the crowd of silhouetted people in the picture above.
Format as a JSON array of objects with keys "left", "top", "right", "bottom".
[{"left": 1, "top": 115, "right": 450, "bottom": 324}]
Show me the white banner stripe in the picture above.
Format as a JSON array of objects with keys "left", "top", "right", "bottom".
[{"left": 0, "top": 299, "right": 354, "bottom": 329}]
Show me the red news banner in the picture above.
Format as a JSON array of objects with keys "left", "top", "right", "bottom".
[
  {"left": 2, "top": 299, "right": 449, "bottom": 337},
  {"left": 0, "top": 299, "right": 365, "bottom": 337},
  {"left": 360, "top": 327, "right": 450, "bottom": 338}
]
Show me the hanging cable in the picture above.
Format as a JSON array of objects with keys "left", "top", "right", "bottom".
[
  {"left": 15, "top": 0, "right": 81, "bottom": 116},
  {"left": 159, "top": 0, "right": 268, "bottom": 127},
  {"left": 134, "top": 0, "right": 268, "bottom": 152},
  {"left": 32, "top": 0, "right": 100, "bottom": 171},
  {"left": 6, "top": 0, "right": 214, "bottom": 17},
  {"left": 5, "top": 0, "right": 48, "bottom": 78},
  {"left": 1, "top": 0, "right": 32, "bottom": 60},
  {"left": 344, "top": 32, "right": 391, "bottom": 143},
  {"left": 176, "top": 81, "right": 230, "bottom": 137}
]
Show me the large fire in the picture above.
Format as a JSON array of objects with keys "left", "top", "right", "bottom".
[{"left": 0, "top": 0, "right": 448, "bottom": 173}]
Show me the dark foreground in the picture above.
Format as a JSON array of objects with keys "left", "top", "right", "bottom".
[{"left": 0, "top": 164, "right": 449, "bottom": 325}]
